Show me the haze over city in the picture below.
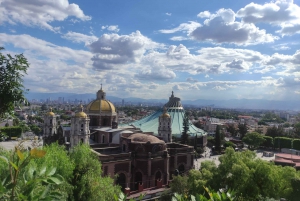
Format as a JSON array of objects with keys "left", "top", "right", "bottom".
[{"left": 1, "top": 0, "right": 300, "bottom": 102}]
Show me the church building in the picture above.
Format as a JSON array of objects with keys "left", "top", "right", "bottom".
[{"left": 43, "top": 87, "right": 203, "bottom": 198}]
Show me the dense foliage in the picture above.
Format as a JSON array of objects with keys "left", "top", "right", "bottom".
[
  {"left": 170, "top": 148, "right": 300, "bottom": 201},
  {"left": 0, "top": 47, "right": 29, "bottom": 117},
  {"left": 0, "top": 143, "right": 120, "bottom": 201},
  {"left": 242, "top": 132, "right": 265, "bottom": 150},
  {"left": 0, "top": 126, "right": 22, "bottom": 138}
]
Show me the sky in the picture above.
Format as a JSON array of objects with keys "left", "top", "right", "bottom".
[{"left": 1, "top": 0, "right": 300, "bottom": 101}]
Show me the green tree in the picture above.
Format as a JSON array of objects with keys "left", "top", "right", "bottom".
[
  {"left": 293, "top": 123, "right": 300, "bottom": 137},
  {"left": 266, "top": 126, "right": 283, "bottom": 138},
  {"left": 0, "top": 47, "right": 29, "bottom": 117},
  {"left": 12, "top": 118, "right": 20, "bottom": 126},
  {"left": 238, "top": 124, "right": 248, "bottom": 139},
  {"left": 181, "top": 113, "right": 190, "bottom": 144},
  {"left": 170, "top": 175, "right": 188, "bottom": 195},
  {"left": 227, "top": 124, "right": 237, "bottom": 136},
  {"left": 242, "top": 132, "right": 265, "bottom": 150},
  {"left": 215, "top": 125, "right": 221, "bottom": 153},
  {"left": 69, "top": 144, "right": 120, "bottom": 201}
]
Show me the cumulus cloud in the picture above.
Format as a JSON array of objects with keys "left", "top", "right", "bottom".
[
  {"left": 166, "top": 13, "right": 172, "bottom": 16},
  {"left": 173, "top": 84, "right": 182, "bottom": 91},
  {"left": 89, "top": 31, "right": 160, "bottom": 70},
  {"left": 197, "top": 11, "right": 211, "bottom": 18},
  {"left": 237, "top": 0, "right": 300, "bottom": 35},
  {"left": 62, "top": 31, "right": 98, "bottom": 45},
  {"left": 190, "top": 8, "right": 278, "bottom": 45},
  {"left": 0, "top": 0, "right": 91, "bottom": 31},
  {"left": 226, "top": 59, "right": 249, "bottom": 71},
  {"left": 102, "top": 25, "right": 120, "bottom": 32}
]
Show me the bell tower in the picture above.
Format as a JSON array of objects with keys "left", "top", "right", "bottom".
[
  {"left": 43, "top": 107, "right": 57, "bottom": 145},
  {"left": 96, "top": 84, "right": 106, "bottom": 100},
  {"left": 158, "top": 107, "right": 172, "bottom": 143},
  {"left": 70, "top": 105, "right": 90, "bottom": 147}
]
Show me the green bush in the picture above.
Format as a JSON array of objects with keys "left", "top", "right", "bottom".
[
  {"left": 292, "top": 139, "right": 300, "bottom": 150},
  {"left": 274, "top": 137, "right": 292, "bottom": 149},
  {"left": 0, "top": 126, "right": 22, "bottom": 138},
  {"left": 262, "top": 136, "right": 273, "bottom": 148}
]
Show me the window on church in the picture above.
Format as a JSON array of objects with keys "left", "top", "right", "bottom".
[
  {"left": 50, "top": 119, "right": 52, "bottom": 124},
  {"left": 81, "top": 124, "right": 83, "bottom": 127}
]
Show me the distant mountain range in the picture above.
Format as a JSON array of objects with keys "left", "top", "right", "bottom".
[{"left": 25, "top": 92, "right": 300, "bottom": 111}]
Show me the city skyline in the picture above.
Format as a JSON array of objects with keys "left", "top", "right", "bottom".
[{"left": 1, "top": 0, "right": 300, "bottom": 101}]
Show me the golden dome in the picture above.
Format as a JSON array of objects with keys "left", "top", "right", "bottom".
[
  {"left": 75, "top": 105, "right": 87, "bottom": 118},
  {"left": 161, "top": 107, "right": 170, "bottom": 118},
  {"left": 86, "top": 99, "right": 116, "bottom": 113},
  {"left": 161, "top": 113, "right": 170, "bottom": 118},
  {"left": 47, "top": 108, "right": 55, "bottom": 116},
  {"left": 75, "top": 111, "right": 87, "bottom": 118}
]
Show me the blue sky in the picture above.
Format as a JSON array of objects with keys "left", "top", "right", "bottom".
[{"left": 1, "top": 0, "right": 300, "bottom": 101}]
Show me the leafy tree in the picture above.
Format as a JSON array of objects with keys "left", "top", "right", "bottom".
[
  {"left": 215, "top": 125, "right": 221, "bottom": 153},
  {"left": 181, "top": 113, "right": 190, "bottom": 144},
  {"left": 242, "top": 132, "right": 265, "bottom": 150},
  {"left": 227, "top": 124, "right": 237, "bottom": 136},
  {"left": 238, "top": 124, "right": 247, "bottom": 139},
  {"left": 68, "top": 144, "right": 120, "bottom": 201},
  {"left": 224, "top": 141, "right": 236, "bottom": 148},
  {"left": 12, "top": 118, "right": 20, "bottom": 126},
  {"left": 294, "top": 122, "right": 300, "bottom": 137},
  {"left": 170, "top": 175, "right": 188, "bottom": 195},
  {"left": 0, "top": 47, "right": 29, "bottom": 118},
  {"left": 266, "top": 126, "right": 283, "bottom": 138}
]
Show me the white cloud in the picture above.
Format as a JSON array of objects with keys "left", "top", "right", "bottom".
[
  {"left": 170, "top": 36, "right": 189, "bottom": 41},
  {"left": 89, "top": 31, "right": 160, "bottom": 70},
  {"left": 102, "top": 25, "right": 120, "bottom": 32},
  {"left": 166, "top": 13, "right": 172, "bottom": 16},
  {"left": 213, "top": 86, "right": 226, "bottom": 91},
  {"left": 190, "top": 8, "right": 278, "bottom": 45},
  {"left": 62, "top": 31, "right": 98, "bottom": 45},
  {"left": 173, "top": 84, "right": 182, "bottom": 91},
  {"left": 135, "top": 66, "right": 176, "bottom": 81},
  {"left": 237, "top": 0, "right": 300, "bottom": 35},
  {"left": 197, "top": 11, "right": 211, "bottom": 18},
  {"left": 186, "top": 77, "right": 198, "bottom": 83},
  {"left": 0, "top": 0, "right": 91, "bottom": 31},
  {"left": 159, "top": 21, "right": 201, "bottom": 34}
]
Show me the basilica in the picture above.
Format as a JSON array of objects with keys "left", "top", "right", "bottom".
[{"left": 43, "top": 86, "right": 207, "bottom": 198}]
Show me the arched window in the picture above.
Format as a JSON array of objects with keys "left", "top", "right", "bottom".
[
  {"left": 81, "top": 138, "right": 84, "bottom": 144},
  {"left": 50, "top": 119, "right": 52, "bottom": 124},
  {"left": 155, "top": 171, "right": 162, "bottom": 186},
  {"left": 102, "top": 135, "right": 105, "bottom": 143},
  {"left": 116, "top": 173, "right": 126, "bottom": 191},
  {"left": 122, "top": 144, "right": 126, "bottom": 152},
  {"left": 134, "top": 171, "right": 143, "bottom": 191}
]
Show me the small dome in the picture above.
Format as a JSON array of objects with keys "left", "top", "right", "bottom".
[
  {"left": 47, "top": 108, "right": 55, "bottom": 116},
  {"left": 161, "top": 113, "right": 170, "bottom": 118},
  {"left": 75, "top": 111, "right": 87, "bottom": 118},
  {"left": 161, "top": 107, "right": 170, "bottom": 118},
  {"left": 75, "top": 105, "right": 87, "bottom": 118},
  {"left": 128, "top": 133, "right": 165, "bottom": 144}
]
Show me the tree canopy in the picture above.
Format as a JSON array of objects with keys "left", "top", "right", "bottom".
[
  {"left": 242, "top": 132, "right": 265, "bottom": 150},
  {"left": 0, "top": 47, "right": 29, "bottom": 118}
]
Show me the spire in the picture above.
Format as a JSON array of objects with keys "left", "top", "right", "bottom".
[
  {"left": 171, "top": 91, "right": 174, "bottom": 98},
  {"left": 80, "top": 104, "right": 83, "bottom": 112}
]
